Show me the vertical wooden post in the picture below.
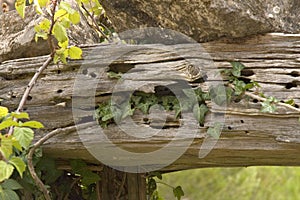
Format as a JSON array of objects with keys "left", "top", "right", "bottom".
[
  {"left": 127, "top": 173, "right": 147, "bottom": 200},
  {"left": 101, "top": 165, "right": 147, "bottom": 200}
]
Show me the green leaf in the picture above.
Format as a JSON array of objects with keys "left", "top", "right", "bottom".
[
  {"left": 81, "top": 170, "right": 101, "bottom": 186},
  {"left": 58, "top": 40, "right": 69, "bottom": 49},
  {"left": 11, "top": 137, "right": 22, "bottom": 151},
  {"left": 261, "top": 101, "right": 277, "bottom": 113},
  {"left": 37, "top": 0, "right": 48, "bottom": 7},
  {"left": 10, "top": 112, "right": 29, "bottom": 119},
  {"left": 13, "top": 127, "right": 34, "bottom": 149},
  {"left": 15, "top": 0, "right": 26, "bottom": 18},
  {"left": 233, "top": 79, "right": 246, "bottom": 95},
  {"left": 0, "top": 161, "right": 14, "bottom": 182},
  {"left": 209, "top": 84, "right": 228, "bottom": 106},
  {"left": 173, "top": 186, "right": 184, "bottom": 200},
  {"left": 0, "top": 119, "right": 19, "bottom": 130},
  {"left": 54, "top": 9, "right": 68, "bottom": 21},
  {"left": 207, "top": 122, "right": 223, "bottom": 139},
  {"left": 107, "top": 71, "right": 122, "bottom": 79},
  {"left": 147, "top": 178, "right": 157, "bottom": 194},
  {"left": 149, "top": 171, "right": 162, "bottom": 180},
  {"left": 1, "top": 179, "right": 23, "bottom": 190},
  {"left": 59, "top": 1, "right": 75, "bottom": 14},
  {"left": 68, "top": 46, "right": 82, "bottom": 59},
  {"left": 0, "top": 106, "right": 8, "bottom": 118},
  {"left": 70, "top": 159, "right": 87, "bottom": 173},
  {"left": 120, "top": 103, "right": 134, "bottom": 119},
  {"left": 70, "top": 159, "right": 100, "bottom": 186},
  {"left": 0, "top": 135, "right": 13, "bottom": 159},
  {"left": 285, "top": 99, "right": 295, "bottom": 106},
  {"left": 52, "top": 22, "right": 68, "bottom": 43},
  {"left": 0, "top": 189, "right": 20, "bottom": 200},
  {"left": 39, "top": 19, "right": 50, "bottom": 31},
  {"left": 22, "top": 121, "right": 44, "bottom": 129},
  {"left": 9, "top": 157, "right": 26, "bottom": 178},
  {"left": 230, "top": 62, "right": 245, "bottom": 77},
  {"left": 36, "top": 158, "right": 62, "bottom": 184},
  {"left": 136, "top": 103, "right": 151, "bottom": 114},
  {"left": 69, "top": 12, "right": 81, "bottom": 24},
  {"left": 131, "top": 95, "right": 142, "bottom": 105},
  {"left": 193, "top": 104, "right": 209, "bottom": 125}
]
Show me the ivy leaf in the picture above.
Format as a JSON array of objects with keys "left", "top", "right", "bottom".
[
  {"left": 148, "top": 171, "right": 162, "bottom": 180},
  {"left": 147, "top": 178, "right": 157, "bottom": 194},
  {"left": 131, "top": 95, "right": 142, "bottom": 105},
  {"left": 193, "top": 104, "right": 209, "bottom": 125},
  {"left": 13, "top": 127, "right": 34, "bottom": 149},
  {"left": 22, "top": 121, "right": 44, "bottom": 129},
  {"left": 233, "top": 79, "right": 246, "bottom": 95},
  {"left": 261, "top": 101, "right": 277, "bottom": 113},
  {"left": 0, "top": 161, "right": 14, "bottom": 182},
  {"left": 120, "top": 103, "right": 134, "bottom": 119},
  {"left": 173, "top": 186, "right": 184, "bottom": 200},
  {"left": 1, "top": 179, "right": 23, "bottom": 190},
  {"left": 15, "top": 0, "right": 26, "bottom": 18},
  {"left": 107, "top": 71, "right": 122, "bottom": 79},
  {"left": 68, "top": 46, "right": 82, "bottom": 59},
  {"left": 209, "top": 84, "right": 228, "bottom": 106},
  {"left": 207, "top": 122, "right": 223, "bottom": 139},
  {"left": 52, "top": 22, "right": 68, "bottom": 43},
  {"left": 230, "top": 62, "right": 245, "bottom": 77},
  {"left": 285, "top": 99, "right": 295, "bottom": 106},
  {"left": 0, "top": 135, "right": 13, "bottom": 159},
  {"left": 173, "top": 101, "right": 181, "bottom": 118},
  {"left": 0, "top": 106, "right": 8, "bottom": 118},
  {"left": 9, "top": 157, "right": 26, "bottom": 178}
]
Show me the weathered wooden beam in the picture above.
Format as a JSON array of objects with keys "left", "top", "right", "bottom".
[{"left": 0, "top": 33, "right": 300, "bottom": 171}]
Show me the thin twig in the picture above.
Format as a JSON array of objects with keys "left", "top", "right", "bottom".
[
  {"left": 80, "top": 3, "right": 111, "bottom": 42},
  {"left": 27, "top": 126, "right": 76, "bottom": 200},
  {"left": 7, "top": 0, "right": 58, "bottom": 136},
  {"left": 228, "top": 84, "right": 300, "bottom": 113}
]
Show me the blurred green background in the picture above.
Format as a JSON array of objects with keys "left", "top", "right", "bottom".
[{"left": 158, "top": 167, "right": 300, "bottom": 200}]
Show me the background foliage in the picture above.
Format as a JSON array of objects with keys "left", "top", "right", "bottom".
[{"left": 158, "top": 167, "right": 300, "bottom": 200}]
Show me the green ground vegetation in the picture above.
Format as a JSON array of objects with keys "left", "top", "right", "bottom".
[{"left": 158, "top": 166, "right": 300, "bottom": 200}]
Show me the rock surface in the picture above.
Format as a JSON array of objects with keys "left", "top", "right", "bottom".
[
  {"left": 0, "top": 6, "right": 99, "bottom": 63},
  {"left": 100, "top": 0, "right": 300, "bottom": 42}
]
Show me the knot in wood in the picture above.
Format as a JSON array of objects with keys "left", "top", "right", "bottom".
[{"left": 186, "top": 64, "right": 203, "bottom": 82}]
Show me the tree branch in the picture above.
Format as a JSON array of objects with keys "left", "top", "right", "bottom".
[{"left": 27, "top": 126, "right": 77, "bottom": 200}]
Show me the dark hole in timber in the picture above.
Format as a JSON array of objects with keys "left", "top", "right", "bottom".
[
  {"left": 290, "top": 71, "right": 300, "bottom": 77},
  {"left": 27, "top": 96, "right": 32, "bottom": 101},
  {"left": 285, "top": 81, "right": 297, "bottom": 89},
  {"left": 241, "top": 69, "right": 255, "bottom": 77}
]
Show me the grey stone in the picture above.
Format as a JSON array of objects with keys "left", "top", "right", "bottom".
[
  {"left": 100, "top": 0, "right": 300, "bottom": 42},
  {"left": 0, "top": 5, "right": 99, "bottom": 63}
]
